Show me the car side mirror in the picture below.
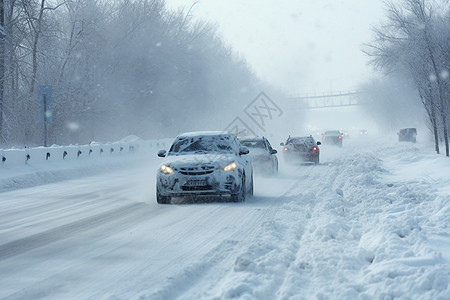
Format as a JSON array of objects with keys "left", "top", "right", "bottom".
[
  {"left": 317, "top": 141, "right": 321, "bottom": 145},
  {"left": 157, "top": 150, "right": 167, "bottom": 157},
  {"left": 239, "top": 146, "right": 250, "bottom": 155},
  {"left": 271, "top": 149, "right": 278, "bottom": 154},
  {"left": 280, "top": 142, "right": 284, "bottom": 146}
]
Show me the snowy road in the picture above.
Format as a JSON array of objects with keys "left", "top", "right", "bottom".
[{"left": 0, "top": 137, "right": 448, "bottom": 299}]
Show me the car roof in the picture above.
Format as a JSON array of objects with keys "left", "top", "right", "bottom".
[
  {"left": 239, "top": 137, "right": 265, "bottom": 142},
  {"left": 176, "top": 131, "right": 231, "bottom": 138},
  {"left": 288, "top": 136, "right": 313, "bottom": 139}
]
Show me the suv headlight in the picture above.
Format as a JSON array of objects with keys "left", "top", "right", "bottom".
[
  {"left": 160, "top": 164, "right": 174, "bottom": 174},
  {"left": 223, "top": 162, "right": 237, "bottom": 172}
]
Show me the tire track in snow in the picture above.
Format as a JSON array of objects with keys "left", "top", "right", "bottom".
[
  {"left": 134, "top": 172, "right": 310, "bottom": 300},
  {"left": 184, "top": 166, "right": 321, "bottom": 299},
  {"left": 0, "top": 202, "right": 146, "bottom": 261},
  {"left": 137, "top": 202, "right": 280, "bottom": 300},
  {"left": 273, "top": 152, "right": 378, "bottom": 298}
]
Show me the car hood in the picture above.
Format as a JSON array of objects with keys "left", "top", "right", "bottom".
[{"left": 162, "top": 153, "right": 236, "bottom": 168}]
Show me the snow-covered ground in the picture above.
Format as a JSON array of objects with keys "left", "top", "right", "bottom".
[{"left": 0, "top": 135, "right": 448, "bottom": 299}]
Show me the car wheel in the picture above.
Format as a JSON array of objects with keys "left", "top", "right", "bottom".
[
  {"left": 248, "top": 173, "right": 254, "bottom": 196},
  {"left": 273, "top": 160, "right": 278, "bottom": 174},
  {"left": 314, "top": 156, "right": 319, "bottom": 164},
  {"left": 231, "top": 176, "right": 246, "bottom": 203},
  {"left": 156, "top": 187, "right": 171, "bottom": 204}
]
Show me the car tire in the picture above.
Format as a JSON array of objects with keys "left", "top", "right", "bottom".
[
  {"left": 231, "top": 176, "right": 246, "bottom": 203},
  {"left": 314, "top": 156, "right": 319, "bottom": 164},
  {"left": 248, "top": 173, "right": 254, "bottom": 196},
  {"left": 273, "top": 160, "right": 278, "bottom": 174},
  {"left": 156, "top": 187, "right": 171, "bottom": 204}
]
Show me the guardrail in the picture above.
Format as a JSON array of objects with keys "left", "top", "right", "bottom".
[{"left": 0, "top": 137, "right": 173, "bottom": 167}]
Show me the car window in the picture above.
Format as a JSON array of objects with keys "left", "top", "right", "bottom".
[
  {"left": 287, "top": 137, "right": 313, "bottom": 145},
  {"left": 324, "top": 131, "right": 341, "bottom": 135},
  {"left": 169, "top": 136, "right": 234, "bottom": 155},
  {"left": 241, "top": 140, "right": 266, "bottom": 149}
]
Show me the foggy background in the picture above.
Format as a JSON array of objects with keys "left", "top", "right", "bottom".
[{"left": 0, "top": 0, "right": 448, "bottom": 151}]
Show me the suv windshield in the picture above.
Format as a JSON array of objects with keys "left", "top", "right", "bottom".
[{"left": 169, "top": 136, "right": 234, "bottom": 155}]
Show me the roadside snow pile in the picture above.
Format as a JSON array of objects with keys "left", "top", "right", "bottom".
[
  {"left": 330, "top": 144, "right": 449, "bottom": 299},
  {"left": 196, "top": 140, "right": 449, "bottom": 299},
  {"left": 0, "top": 137, "right": 172, "bottom": 191}
]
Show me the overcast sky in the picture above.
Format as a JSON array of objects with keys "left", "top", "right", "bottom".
[{"left": 164, "top": 0, "right": 386, "bottom": 95}]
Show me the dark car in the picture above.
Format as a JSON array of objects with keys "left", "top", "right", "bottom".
[
  {"left": 239, "top": 137, "right": 278, "bottom": 175},
  {"left": 398, "top": 128, "right": 417, "bottom": 143},
  {"left": 280, "top": 135, "right": 321, "bottom": 164},
  {"left": 322, "top": 130, "right": 343, "bottom": 147}
]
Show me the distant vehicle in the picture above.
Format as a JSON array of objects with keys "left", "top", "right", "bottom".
[
  {"left": 398, "top": 128, "right": 417, "bottom": 143},
  {"left": 322, "top": 130, "right": 343, "bottom": 147},
  {"left": 235, "top": 129, "right": 251, "bottom": 138},
  {"left": 360, "top": 129, "right": 368, "bottom": 135},
  {"left": 280, "top": 135, "right": 321, "bottom": 164},
  {"left": 156, "top": 131, "right": 253, "bottom": 204},
  {"left": 239, "top": 136, "right": 278, "bottom": 175},
  {"left": 342, "top": 131, "right": 350, "bottom": 138}
]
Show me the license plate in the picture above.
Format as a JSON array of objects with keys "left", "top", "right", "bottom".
[{"left": 185, "top": 180, "right": 207, "bottom": 187}]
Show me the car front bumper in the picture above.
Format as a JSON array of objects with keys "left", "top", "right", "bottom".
[{"left": 157, "top": 170, "right": 240, "bottom": 197}]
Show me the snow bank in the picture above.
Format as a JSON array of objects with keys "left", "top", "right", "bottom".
[
  {"left": 196, "top": 139, "right": 450, "bottom": 299},
  {"left": 0, "top": 137, "right": 173, "bottom": 191}
]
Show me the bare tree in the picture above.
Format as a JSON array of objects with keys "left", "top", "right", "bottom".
[
  {"left": 0, "top": 0, "right": 270, "bottom": 145},
  {"left": 364, "top": 0, "right": 450, "bottom": 156}
]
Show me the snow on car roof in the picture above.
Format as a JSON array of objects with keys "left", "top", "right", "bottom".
[
  {"left": 287, "top": 136, "right": 313, "bottom": 141},
  {"left": 176, "top": 131, "right": 230, "bottom": 138},
  {"left": 239, "top": 137, "right": 263, "bottom": 141}
]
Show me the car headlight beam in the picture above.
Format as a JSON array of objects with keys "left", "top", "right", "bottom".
[
  {"left": 223, "top": 162, "right": 237, "bottom": 172},
  {"left": 160, "top": 164, "right": 174, "bottom": 174}
]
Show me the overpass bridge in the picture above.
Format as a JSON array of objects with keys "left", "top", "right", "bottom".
[{"left": 286, "top": 90, "right": 369, "bottom": 110}]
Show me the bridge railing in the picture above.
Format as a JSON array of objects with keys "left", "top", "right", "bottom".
[{"left": 287, "top": 90, "right": 368, "bottom": 109}]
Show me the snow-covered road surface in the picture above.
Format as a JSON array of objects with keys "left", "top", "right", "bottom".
[{"left": 0, "top": 137, "right": 448, "bottom": 299}]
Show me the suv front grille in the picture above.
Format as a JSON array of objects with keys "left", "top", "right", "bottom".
[{"left": 181, "top": 185, "right": 213, "bottom": 191}]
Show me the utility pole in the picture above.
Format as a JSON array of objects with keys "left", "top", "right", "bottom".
[{"left": 0, "top": 0, "right": 5, "bottom": 143}]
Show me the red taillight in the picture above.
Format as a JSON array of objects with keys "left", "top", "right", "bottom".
[
  {"left": 322, "top": 136, "right": 325, "bottom": 139},
  {"left": 284, "top": 147, "right": 289, "bottom": 151},
  {"left": 312, "top": 146, "right": 318, "bottom": 151},
  {"left": 338, "top": 136, "right": 342, "bottom": 139}
]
